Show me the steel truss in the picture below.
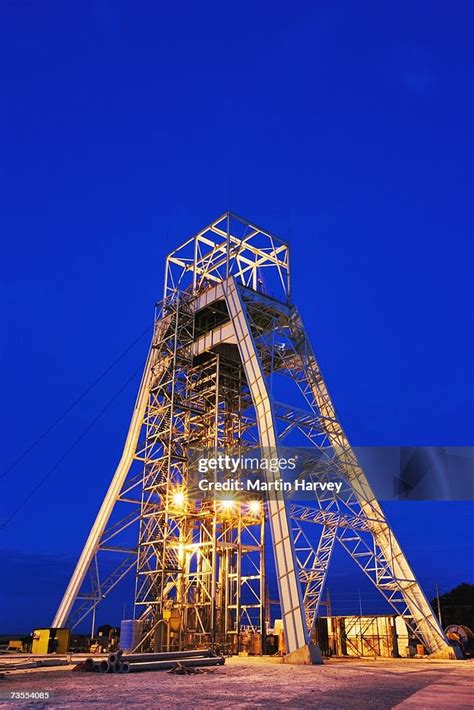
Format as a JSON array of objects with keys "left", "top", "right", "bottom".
[{"left": 53, "top": 212, "right": 452, "bottom": 659}]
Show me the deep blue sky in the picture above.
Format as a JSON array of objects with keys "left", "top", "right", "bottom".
[{"left": 0, "top": 1, "right": 472, "bottom": 632}]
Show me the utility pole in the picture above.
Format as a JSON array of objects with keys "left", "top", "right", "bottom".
[
  {"left": 435, "top": 583, "right": 443, "bottom": 627},
  {"left": 91, "top": 605, "right": 96, "bottom": 640}
]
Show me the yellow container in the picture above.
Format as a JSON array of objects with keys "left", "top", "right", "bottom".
[
  {"left": 32, "top": 628, "right": 70, "bottom": 654},
  {"left": 163, "top": 608, "right": 181, "bottom": 632}
]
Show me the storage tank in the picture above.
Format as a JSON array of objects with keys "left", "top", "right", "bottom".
[{"left": 120, "top": 620, "right": 143, "bottom": 652}]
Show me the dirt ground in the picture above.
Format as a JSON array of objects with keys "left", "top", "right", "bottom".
[{"left": 0, "top": 656, "right": 472, "bottom": 709}]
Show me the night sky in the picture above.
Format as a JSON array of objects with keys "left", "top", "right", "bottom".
[{"left": 0, "top": 1, "right": 472, "bottom": 633}]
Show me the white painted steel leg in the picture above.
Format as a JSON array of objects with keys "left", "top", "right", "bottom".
[
  {"left": 224, "top": 278, "right": 310, "bottom": 655},
  {"left": 289, "top": 309, "right": 452, "bottom": 656},
  {"left": 52, "top": 344, "right": 156, "bottom": 628}
]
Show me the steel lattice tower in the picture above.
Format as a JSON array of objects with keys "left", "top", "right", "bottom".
[{"left": 53, "top": 213, "right": 454, "bottom": 662}]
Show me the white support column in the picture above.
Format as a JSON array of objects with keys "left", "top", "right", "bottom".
[
  {"left": 224, "top": 278, "right": 320, "bottom": 661},
  {"left": 52, "top": 344, "right": 156, "bottom": 628}
]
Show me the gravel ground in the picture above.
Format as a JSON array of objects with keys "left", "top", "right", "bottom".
[{"left": 0, "top": 656, "right": 472, "bottom": 709}]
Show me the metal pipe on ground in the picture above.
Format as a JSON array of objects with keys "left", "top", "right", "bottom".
[
  {"left": 120, "top": 649, "right": 215, "bottom": 662},
  {"left": 0, "top": 660, "right": 69, "bottom": 671},
  {"left": 82, "top": 657, "right": 125, "bottom": 673},
  {"left": 96, "top": 660, "right": 111, "bottom": 673},
  {"left": 0, "top": 659, "right": 68, "bottom": 672},
  {"left": 127, "top": 657, "right": 225, "bottom": 673}
]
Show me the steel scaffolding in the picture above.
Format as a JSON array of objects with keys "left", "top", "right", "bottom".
[{"left": 53, "top": 212, "right": 453, "bottom": 661}]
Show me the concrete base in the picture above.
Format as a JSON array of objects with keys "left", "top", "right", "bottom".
[
  {"left": 283, "top": 643, "right": 323, "bottom": 665},
  {"left": 429, "top": 644, "right": 463, "bottom": 660}
]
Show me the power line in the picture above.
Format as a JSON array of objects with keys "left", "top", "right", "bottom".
[
  {"left": 0, "top": 324, "right": 151, "bottom": 483},
  {"left": 0, "top": 362, "right": 144, "bottom": 530}
]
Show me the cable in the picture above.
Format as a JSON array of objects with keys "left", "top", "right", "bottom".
[
  {"left": 0, "top": 362, "right": 144, "bottom": 530},
  {"left": 0, "top": 324, "right": 151, "bottom": 482}
]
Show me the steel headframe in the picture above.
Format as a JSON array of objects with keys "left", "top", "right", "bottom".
[{"left": 52, "top": 212, "right": 454, "bottom": 660}]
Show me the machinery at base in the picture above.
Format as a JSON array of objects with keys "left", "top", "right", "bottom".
[
  {"left": 31, "top": 628, "right": 70, "bottom": 654},
  {"left": 445, "top": 625, "right": 473, "bottom": 657}
]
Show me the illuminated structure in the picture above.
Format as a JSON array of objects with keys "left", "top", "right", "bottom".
[{"left": 53, "top": 213, "right": 453, "bottom": 661}]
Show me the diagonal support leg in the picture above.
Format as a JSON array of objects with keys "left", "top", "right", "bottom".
[
  {"left": 224, "top": 278, "right": 321, "bottom": 662},
  {"left": 286, "top": 309, "right": 453, "bottom": 657}
]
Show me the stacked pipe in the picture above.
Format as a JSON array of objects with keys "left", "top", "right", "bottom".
[{"left": 82, "top": 649, "right": 224, "bottom": 674}]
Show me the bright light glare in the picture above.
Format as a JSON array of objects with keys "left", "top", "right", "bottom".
[
  {"left": 248, "top": 500, "right": 261, "bottom": 514},
  {"left": 220, "top": 499, "right": 235, "bottom": 510},
  {"left": 172, "top": 491, "right": 186, "bottom": 507}
]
